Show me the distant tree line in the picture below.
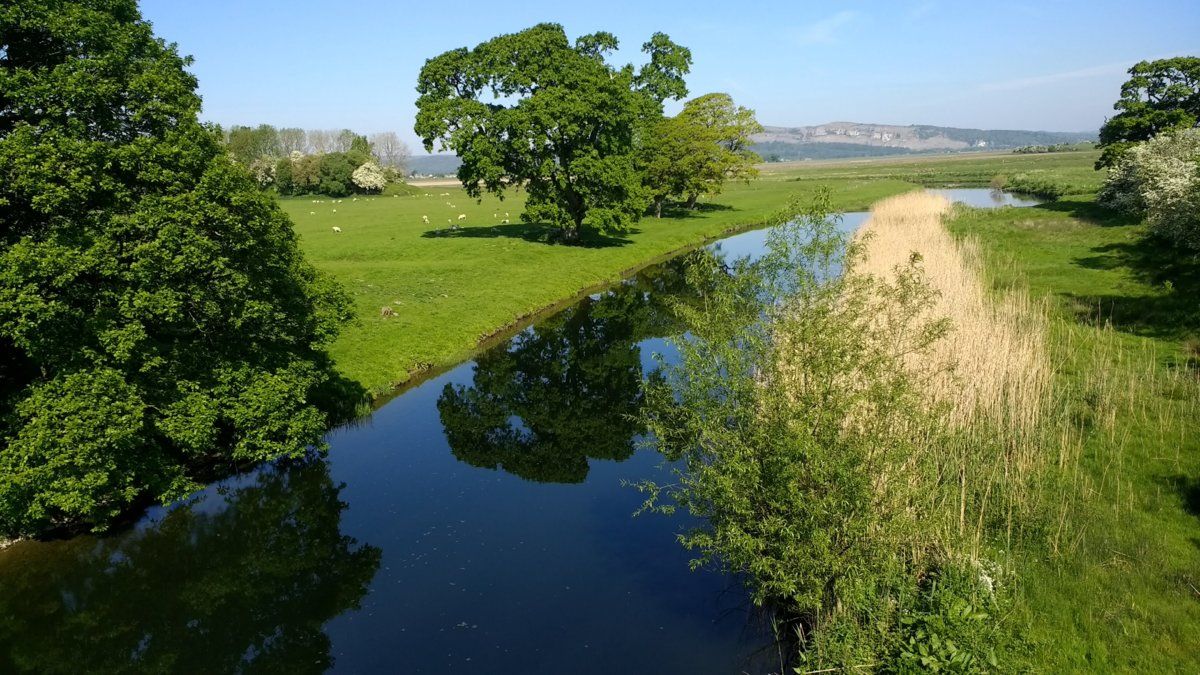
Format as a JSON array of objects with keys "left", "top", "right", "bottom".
[
  {"left": 221, "top": 125, "right": 412, "bottom": 197},
  {"left": 1011, "top": 142, "right": 1095, "bottom": 154}
]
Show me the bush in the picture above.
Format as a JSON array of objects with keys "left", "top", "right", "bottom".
[
  {"left": 1100, "top": 128, "right": 1200, "bottom": 250},
  {"left": 351, "top": 161, "right": 388, "bottom": 193},
  {"left": 1004, "top": 173, "right": 1066, "bottom": 200}
]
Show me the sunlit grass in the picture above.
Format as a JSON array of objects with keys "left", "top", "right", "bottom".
[{"left": 279, "top": 178, "right": 914, "bottom": 394}]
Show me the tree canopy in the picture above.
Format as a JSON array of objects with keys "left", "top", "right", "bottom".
[
  {"left": 639, "top": 93, "right": 762, "bottom": 216},
  {"left": 1097, "top": 56, "right": 1200, "bottom": 167},
  {"left": 415, "top": 23, "right": 692, "bottom": 241},
  {"left": 0, "top": 0, "right": 358, "bottom": 536}
]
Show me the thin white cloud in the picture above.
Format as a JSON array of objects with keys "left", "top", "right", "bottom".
[
  {"left": 796, "top": 10, "right": 860, "bottom": 45},
  {"left": 976, "top": 62, "right": 1133, "bottom": 93}
]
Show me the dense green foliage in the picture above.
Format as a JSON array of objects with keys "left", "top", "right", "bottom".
[
  {"left": 415, "top": 23, "right": 692, "bottom": 241},
  {"left": 1097, "top": 56, "right": 1200, "bottom": 167},
  {"left": 0, "top": 0, "right": 355, "bottom": 535},
  {"left": 1099, "top": 127, "right": 1200, "bottom": 250},
  {"left": 639, "top": 93, "right": 762, "bottom": 216}
]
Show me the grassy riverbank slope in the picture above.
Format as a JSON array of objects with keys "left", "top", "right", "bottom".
[
  {"left": 947, "top": 197, "right": 1200, "bottom": 671},
  {"left": 280, "top": 150, "right": 1104, "bottom": 395}
]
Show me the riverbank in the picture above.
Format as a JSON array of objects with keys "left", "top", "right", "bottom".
[
  {"left": 279, "top": 150, "right": 1106, "bottom": 396},
  {"left": 946, "top": 196, "right": 1200, "bottom": 670}
]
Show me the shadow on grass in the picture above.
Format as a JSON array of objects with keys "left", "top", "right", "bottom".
[
  {"left": 658, "top": 202, "right": 735, "bottom": 219},
  {"left": 1043, "top": 200, "right": 1200, "bottom": 341},
  {"left": 1032, "top": 198, "right": 1142, "bottom": 227},
  {"left": 1159, "top": 475, "right": 1200, "bottom": 552},
  {"left": 421, "top": 221, "right": 637, "bottom": 248}
]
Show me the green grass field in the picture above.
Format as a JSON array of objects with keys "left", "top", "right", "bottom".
[
  {"left": 281, "top": 176, "right": 914, "bottom": 393},
  {"left": 280, "top": 150, "right": 1105, "bottom": 395},
  {"left": 947, "top": 196, "right": 1200, "bottom": 671}
]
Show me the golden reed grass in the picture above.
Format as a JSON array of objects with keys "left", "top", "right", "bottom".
[
  {"left": 850, "top": 191, "right": 1057, "bottom": 548},
  {"left": 852, "top": 191, "right": 1053, "bottom": 438}
]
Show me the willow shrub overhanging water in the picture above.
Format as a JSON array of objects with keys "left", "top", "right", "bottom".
[{"left": 636, "top": 191, "right": 1043, "bottom": 669}]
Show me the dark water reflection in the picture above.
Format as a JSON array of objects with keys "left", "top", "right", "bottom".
[
  {"left": 0, "top": 190, "right": 1038, "bottom": 673},
  {"left": 0, "top": 461, "right": 380, "bottom": 674}
]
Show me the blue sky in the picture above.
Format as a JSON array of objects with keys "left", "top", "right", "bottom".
[{"left": 141, "top": 0, "right": 1198, "bottom": 153}]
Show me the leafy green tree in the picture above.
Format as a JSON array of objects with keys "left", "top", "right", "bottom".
[
  {"left": 291, "top": 153, "right": 322, "bottom": 193},
  {"left": 415, "top": 23, "right": 692, "bottom": 242},
  {"left": 639, "top": 115, "right": 711, "bottom": 218},
  {"left": 275, "top": 155, "right": 296, "bottom": 194},
  {"left": 317, "top": 152, "right": 358, "bottom": 197},
  {"left": 0, "top": 460, "right": 381, "bottom": 674},
  {"left": 1097, "top": 57, "right": 1200, "bottom": 167},
  {"left": 0, "top": 0, "right": 358, "bottom": 536},
  {"left": 348, "top": 134, "right": 372, "bottom": 163},
  {"left": 639, "top": 93, "right": 762, "bottom": 215},
  {"left": 226, "top": 123, "right": 281, "bottom": 165},
  {"left": 676, "top": 93, "right": 762, "bottom": 206}
]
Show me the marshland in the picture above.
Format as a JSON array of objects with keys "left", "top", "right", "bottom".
[{"left": 1, "top": 2, "right": 1197, "bottom": 673}]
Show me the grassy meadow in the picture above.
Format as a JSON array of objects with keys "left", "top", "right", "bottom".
[
  {"left": 945, "top": 197, "right": 1200, "bottom": 671},
  {"left": 280, "top": 149, "right": 1105, "bottom": 395},
  {"left": 281, "top": 176, "right": 914, "bottom": 393}
]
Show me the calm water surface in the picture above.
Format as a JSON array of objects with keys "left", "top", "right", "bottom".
[{"left": 0, "top": 190, "right": 1037, "bottom": 674}]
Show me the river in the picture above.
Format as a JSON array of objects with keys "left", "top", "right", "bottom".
[{"left": 0, "top": 189, "right": 1040, "bottom": 674}]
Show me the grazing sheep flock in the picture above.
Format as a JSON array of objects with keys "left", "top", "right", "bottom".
[{"left": 299, "top": 187, "right": 519, "bottom": 236}]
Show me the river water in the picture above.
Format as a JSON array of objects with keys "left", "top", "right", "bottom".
[{"left": 0, "top": 189, "right": 1039, "bottom": 674}]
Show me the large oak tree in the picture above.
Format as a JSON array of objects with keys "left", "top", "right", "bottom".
[{"left": 414, "top": 23, "right": 692, "bottom": 241}]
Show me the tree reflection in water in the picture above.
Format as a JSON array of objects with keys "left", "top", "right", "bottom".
[
  {"left": 437, "top": 253, "right": 716, "bottom": 483},
  {"left": 0, "top": 459, "right": 380, "bottom": 674}
]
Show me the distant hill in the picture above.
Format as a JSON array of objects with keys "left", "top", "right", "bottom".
[
  {"left": 752, "top": 122, "right": 1096, "bottom": 161},
  {"left": 409, "top": 153, "right": 462, "bottom": 176},
  {"left": 408, "top": 123, "right": 1097, "bottom": 170}
]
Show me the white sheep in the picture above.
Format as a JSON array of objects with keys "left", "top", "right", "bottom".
[
  {"left": 309, "top": 211, "right": 315, "bottom": 215},
  {"left": 492, "top": 213, "right": 497, "bottom": 218},
  {"left": 332, "top": 226, "right": 342, "bottom": 233},
  {"left": 332, "top": 209, "right": 337, "bottom": 213},
  {"left": 501, "top": 219, "right": 509, "bottom": 224},
  {"left": 457, "top": 214, "right": 467, "bottom": 220},
  {"left": 421, "top": 215, "right": 429, "bottom": 223},
  {"left": 440, "top": 192, "right": 450, "bottom": 196}
]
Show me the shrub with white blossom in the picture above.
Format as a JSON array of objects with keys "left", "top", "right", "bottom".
[
  {"left": 351, "top": 161, "right": 388, "bottom": 193},
  {"left": 248, "top": 155, "right": 276, "bottom": 188},
  {"left": 1100, "top": 128, "right": 1200, "bottom": 251}
]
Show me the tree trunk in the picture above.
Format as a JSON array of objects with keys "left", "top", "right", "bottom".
[
  {"left": 686, "top": 194, "right": 698, "bottom": 210},
  {"left": 654, "top": 199, "right": 663, "bottom": 219}
]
